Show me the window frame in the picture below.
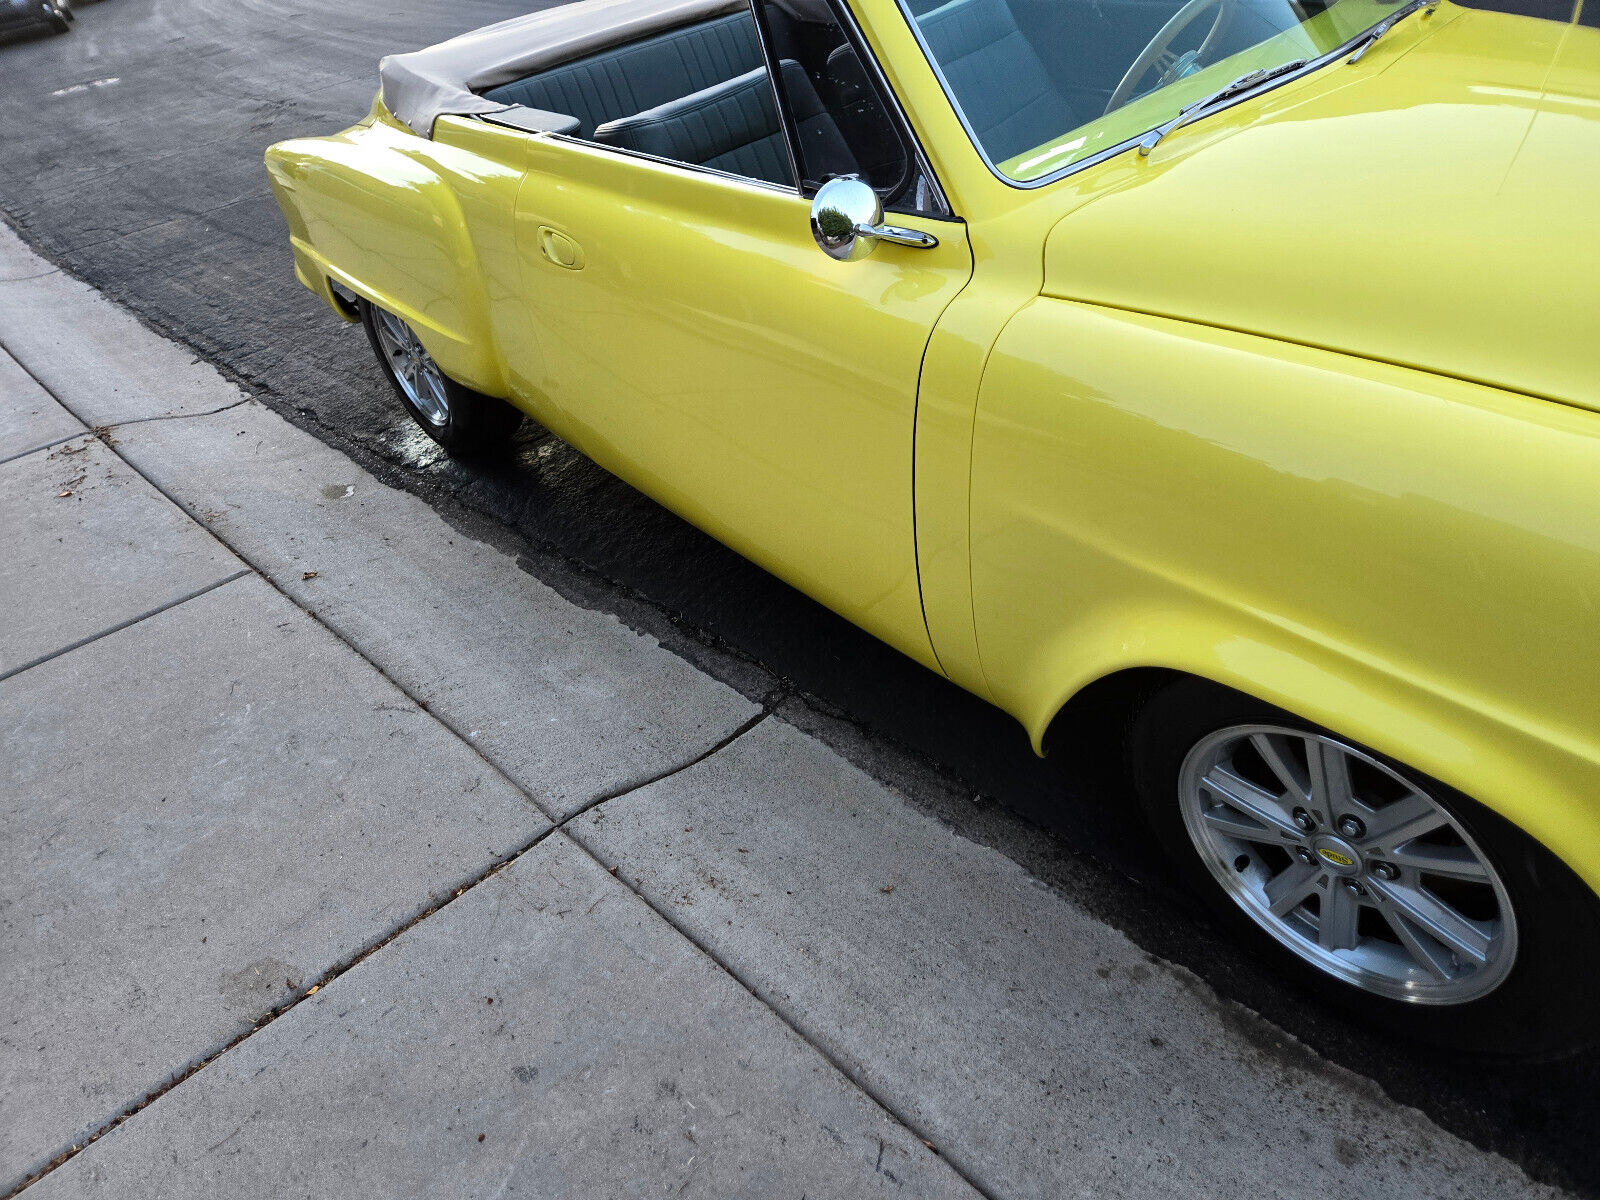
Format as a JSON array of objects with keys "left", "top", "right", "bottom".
[
  {"left": 480, "top": 1, "right": 954, "bottom": 216},
  {"left": 746, "top": 0, "right": 954, "bottom": 217}
]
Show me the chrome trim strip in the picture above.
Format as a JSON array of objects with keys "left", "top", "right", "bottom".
[
  {"left": 895, "top": 0, "right": 1434, "bottom": 191},
  {"left": 745, "top": 0, "right": 809, "bottom": 198}
]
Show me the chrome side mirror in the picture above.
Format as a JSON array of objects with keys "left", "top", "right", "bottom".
[{"left": 809, "top": 177, "right": 938, "bottom": 261}]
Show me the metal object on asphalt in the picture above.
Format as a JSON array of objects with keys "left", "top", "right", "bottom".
[
  {"left": 1178, "top": 724, "right": 1517, "bottom": 1004},
  {"left": 0, "top": 0, "right": 72, "bottom": 36},
  {"left": 371, "top": 309, "right": 450, "bottom": 426}
]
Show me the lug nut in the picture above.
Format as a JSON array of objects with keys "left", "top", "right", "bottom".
[
  {"left": 1371, "top": 860, "right": 1399, "bottom": 881},
  {"left": 1292, "top": 807, "right": 1316, "bottom": 833},
  {"left": 1337, "top": 814, "right": 1366, "bottom": 839},
  {"left": 1343, "top": 880, "right": 1366, "bottom": 897},
  {"left": 1295, "top": 846, "right": 1315, "bottom": 865}
]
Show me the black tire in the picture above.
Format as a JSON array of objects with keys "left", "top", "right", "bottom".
[
  {"left": 1129, "top": 675, "right": 1600, "bottom": 1059},
  {"left": 359, "top": 300, "right": 521, "bottom": 458}
]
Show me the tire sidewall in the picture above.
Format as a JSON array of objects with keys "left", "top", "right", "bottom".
[
  {"left": 360, "top": 301, "right": 457, "bottom": 440},
  {"left": 1130, "top": 677, "right": 1600, "bottom": 1059},
  {"left": 358, "top": 301, "right": 518, "bottom": 456}
]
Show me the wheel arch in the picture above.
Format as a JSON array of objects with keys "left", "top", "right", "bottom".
[{"left": 1026, "top": 604, "right": 1600, "bottom": 901}]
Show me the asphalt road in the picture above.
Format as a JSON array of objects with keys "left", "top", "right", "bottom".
[{"left": 2, "top": 1, "right": 1597, "bottom": 1193}]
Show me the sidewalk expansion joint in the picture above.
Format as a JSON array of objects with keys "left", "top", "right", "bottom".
[
  {"left": 1, "top": 821, "right": 563, "bottom": 1200},
  {"left": 0, "top": 570, "right": 251, "bottom": 685},
  {"left": 0, "top": 431, "right": 88, "bottom": 469},
  {"left": 7, "top": 706, "right": 785, "bottom": 1199}
]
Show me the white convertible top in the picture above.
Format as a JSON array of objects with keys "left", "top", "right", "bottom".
[{"left": 379, "top": 0, "right": 747, "bottom": 137}]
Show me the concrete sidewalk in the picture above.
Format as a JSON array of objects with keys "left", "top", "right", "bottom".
[{"left": 0, "top": 222, "right": 1566, "bottom": 1199}]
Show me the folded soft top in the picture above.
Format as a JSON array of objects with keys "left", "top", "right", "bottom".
[{"left": 379, "top": 0, "right": 747, "bottom": 137}]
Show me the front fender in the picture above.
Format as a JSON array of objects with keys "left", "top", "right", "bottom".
[
  {"left": 264, "top": 102, "right": 524, "bottom": 398},
  {"left": 971, "top": 298, "right": 1600, "bottom": 896}
]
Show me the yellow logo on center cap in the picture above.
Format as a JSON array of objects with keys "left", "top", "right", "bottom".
[{"left": 1317, "top": 847, "right": 1356, "bottom": 867}]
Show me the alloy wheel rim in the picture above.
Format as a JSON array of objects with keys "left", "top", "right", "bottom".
[
  {"left": 1178, "top": 724, "right": 1517, "bottom": 1004},
  {"left": 373, "top": 309, "right": 450, "bottom": 427}
]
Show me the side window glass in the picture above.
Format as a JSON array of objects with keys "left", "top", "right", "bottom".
[{"left": 751, "top": 0, "right": 939, "bottom": 214}]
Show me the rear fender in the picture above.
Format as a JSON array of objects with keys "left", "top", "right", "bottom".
[{"left": 264, "top": 102, "right": 523, "bottom": 397}]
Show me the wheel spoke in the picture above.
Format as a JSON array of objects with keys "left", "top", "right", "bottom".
[
  {"left": 1304, "top": 738, "right": 1355, "bottom": 815},
  {"left": 1263, "top": 861, "right": 1320, "bottom": 916},
  {"left": 379, "top": 310, "right": 408, "bottom": 346},
  {"left": 420, "top": 370, "right": 450, "bottom": 423},
  {"left": 1386, "top": 843, "right": 1491, "bottom": 881},
  {"left": 1318, "top": 883, "right": 1361, "bottom": 951},
  {"left": 1201, "top": 806, "right": 1283, "bottom": 844},
  {"left": 1379, "top": 906, "right": 1457, "bottom": 982},
  {"left": 1249, "top": 733, "right": 1310, "bottom": 803},
  {"left": 1200, "top": 765, "right": 1302, "bottom": 839},
  {"left": 1364, "top": 792, "right": 1450, "bottom": 851},
  {"left": 1368, "top": 879, "right": 1491, "bottom": 966}
]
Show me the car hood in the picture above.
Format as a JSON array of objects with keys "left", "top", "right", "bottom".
[{"left": 1041, "top": 7, "right": 1600, "bottom": 412}]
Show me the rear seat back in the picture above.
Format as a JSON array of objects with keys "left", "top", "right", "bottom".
[
  {"left": 592, "top": 61, "right": 856, "bottom": 188},
  {"left": 481, "top": 12, "right": 764, "bottom": 139}
]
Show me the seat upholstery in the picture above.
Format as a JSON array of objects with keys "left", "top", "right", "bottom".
[
  {"left": 481, "top": 12, "right": 763, "bottom": 138},
  {"left": 593, "top": 61, "right": 856, "bottom": 187},
  {"left": 916, "top": 0, "right": 1074, "bottom": 162}
]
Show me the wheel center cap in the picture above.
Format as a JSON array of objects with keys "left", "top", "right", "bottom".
[{"left": 1311, "top": 836, "right": 1362, "bottom": 875}]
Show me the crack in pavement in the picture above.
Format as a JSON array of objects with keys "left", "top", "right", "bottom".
[{"left": 97, "top": 395, "right": 254, "bottom": 429}]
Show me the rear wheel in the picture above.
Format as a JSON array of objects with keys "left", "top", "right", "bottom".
[
  {"left": 359, "top": 300, "right": 521, "bottom": 457},
  {"left": 1130, "top": 676, "right": 1600, "bottom": 1058}
]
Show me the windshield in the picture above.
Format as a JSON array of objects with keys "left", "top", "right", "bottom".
[{"left": 898, "top": 0, "right": 1406, "bottom": 181}]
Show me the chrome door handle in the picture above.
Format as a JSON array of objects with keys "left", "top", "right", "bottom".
[{"left": 856, "top": 222, "right": 938, "bottom": 250}]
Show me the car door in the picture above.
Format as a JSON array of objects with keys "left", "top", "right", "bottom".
[{"left": 508, "top": 0, "right": 971, "bottom": 670}]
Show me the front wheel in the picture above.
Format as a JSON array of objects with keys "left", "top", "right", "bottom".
[
  {"left": 1130, "top": 677, "right": 1600, "bottom": 1059},
  {"left": 359, "top": 300, "right": 521, "bottom": 457}
]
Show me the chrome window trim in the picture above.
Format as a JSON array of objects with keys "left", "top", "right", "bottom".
[
  {"left": 895, "top": 0, "right": 1432, "bottom": 191},
  {"left": 745, "top": 0, "right": 810, "bottom": 198}
]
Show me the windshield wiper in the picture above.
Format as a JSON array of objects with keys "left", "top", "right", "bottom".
[
  {"left": 1134, "top": 0, "right": 1437, "bottom": 158},
  {"left": 1137, "top": 59, "right": 1308, "bottom": 157},
  {"left": 1346, "top": 0, "right": 1433, "bottom": 64}
]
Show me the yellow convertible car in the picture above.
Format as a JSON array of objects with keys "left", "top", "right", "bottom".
[{"left": 266, "top": 0, "right": 1600, "bottom": 1055}]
